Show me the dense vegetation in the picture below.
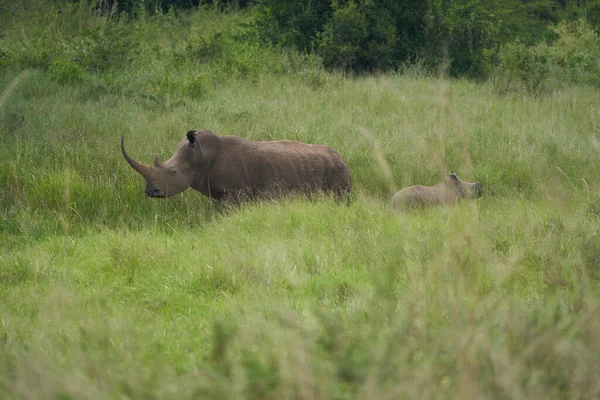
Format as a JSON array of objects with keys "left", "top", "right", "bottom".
[
  {"left": 1, "top": 1, "right": 600, "bottom": 399},
  {"left": 252, "top": 0, "right": 600, "bottom": 76},
  {"left": 54, "top": 0, "right": 600, "bottom": 77},
  {"left": 3, "top": 0, "right": 600, "bottom": 92}
]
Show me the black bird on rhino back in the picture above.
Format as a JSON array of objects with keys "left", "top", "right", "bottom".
[{"left": 121, "top": 130, "right": 352, "bottom": 205}]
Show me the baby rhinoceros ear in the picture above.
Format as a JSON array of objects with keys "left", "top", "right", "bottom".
[{"left": 186, "top": 130, "right": 196, "bottom": 145}]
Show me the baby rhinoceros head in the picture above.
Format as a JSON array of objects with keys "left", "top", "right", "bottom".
[{"left": 444, "top": 171, "right": 483, "bottom": 200}]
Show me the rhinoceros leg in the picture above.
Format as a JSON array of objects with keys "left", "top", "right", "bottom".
[{"left": 216, "top": 190, "right": 247, "bottom": 211}]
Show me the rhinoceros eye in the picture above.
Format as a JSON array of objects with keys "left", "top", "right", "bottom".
[{"left": 168, "top": 169, "right": 177, "bottom": 177}]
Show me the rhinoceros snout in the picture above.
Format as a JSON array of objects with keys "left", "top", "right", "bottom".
[
  {"left": 475, "top": 182, "right": 483, "bottom": 198},
  {"left": 146, "top": 187, "right": 165, "bottom": 198},
  {"left": 147, "top": 189, "right": 165, "bottom": 198},
  {"left": 145, "top": 182, "right": 165, "bottom": 198}
]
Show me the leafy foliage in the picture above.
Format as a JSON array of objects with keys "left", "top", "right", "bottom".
[
  {"left": 0, "top": 0, "right": 322, "bottom": 96},
  {"left": 424, "top": 0, "right": 503, "bottom": 78},
  {"left": 552, "top": 17, "right": 600, "bottom": 85},
  {"left": 496, "top": 41, "right": 553, "bottom": 93},
  {"left": 496, "top": 18, "right": 600, "bottom": 93},
  {"left": 0, "top": 1, "right": 137, "bottom": 74},
  {"left": 317, "top": 1, "right": 399, "bottom": 72},
  {"left": 4, "top": 0, "right": 600, "bottom": 79},
  {"left": 254, "top": 0, "right": 600, "bottom": 77},
  {"left": 95, "top": 0, "right": 251, "bottom": 15},
  {"left": 255, "top": 0, "right": 428, "bottom": 73}
]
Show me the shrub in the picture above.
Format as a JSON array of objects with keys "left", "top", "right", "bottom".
[
  {"left": 495, "top": 18, "right": 600, "bottom": 93},
  {"left": 318, "top": 2, "right": 368, "bottom": 72},
  {"left": 172, "top": 12, "right": 321, "bottom": 85},
  {"left": 0, "top": 49, "right": 10, "bottom": 70},
  {"left": 49, "top": 59, "right": 86, "bottom": 83},
  {"left": 496, "top": 41, "right": 553, "bottom": 94},
  {"left": 1, "top": 1, "right": 138, "bottom": 75},
  {"left": 254, "top": 0, "right": 426, "bottom": 74},
  {"left": 425, "top": 0, "right": 502, "bottom": 78},
  {"left": 317, "top": 1, "right": 398, "bottom": 73},
  {"left": 551, "top": 18, "right": 600, "bottom": 85},
  {"left": 252, "top": 0, "right": 332, "bottom": 52}
]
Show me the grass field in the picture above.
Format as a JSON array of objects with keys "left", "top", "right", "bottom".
[{"left": 1, "top": 4, "right": 600, "bottom": 399}]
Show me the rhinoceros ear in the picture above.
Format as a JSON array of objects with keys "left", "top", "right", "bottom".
[
  {"left": 450, "top": 171, "right": 458, "bottom": 181},
  {"left": 186, "top": 130, "right": 196, "bottom": 145}
]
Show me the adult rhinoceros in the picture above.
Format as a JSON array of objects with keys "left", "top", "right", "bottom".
[{"left": 121, "top": 130, "right": 352, "bottom": 205}]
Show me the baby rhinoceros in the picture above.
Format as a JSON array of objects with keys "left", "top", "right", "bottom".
[{"left": 392, "top": 172, "right": 482, "bottom": 212}]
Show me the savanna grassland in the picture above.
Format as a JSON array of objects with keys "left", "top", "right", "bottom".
[{"left": 1, "top": 2, "right": 600, "bottom": 399}]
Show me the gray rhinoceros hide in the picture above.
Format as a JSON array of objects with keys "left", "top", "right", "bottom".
[
  {"left": 392, "top": 172, "right": 482, "bottom": 212},
  {"left": 122, "top": 130, "right": 352, "bottom": 205}
]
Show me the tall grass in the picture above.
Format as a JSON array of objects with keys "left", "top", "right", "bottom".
[{"left": 1, "top": 2, "right": 600, "bottom": 399}]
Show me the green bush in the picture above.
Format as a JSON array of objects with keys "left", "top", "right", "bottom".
[
  {"left": 317, "top": 1, "right": 397, "bottom": 73},
  {"left": 252, "top": 0, "right": 332, "bottom": 52},
  {"left": 253, "top": 0, "right": 523, "bottom": 76},
  {"left": 551, "top": 18, "right": 600, "bottom": 85},
  {"left": 253, "top": 0, "right": 600, "bottom": 78},
  {"left": 495, "top": 18, "right": 600, "bottom": 93},
  {"left": 172, "top": 12, "right": 321, "bottom": 83},
  {"left": 425, "top": 0, "right": 502, "bottom": 78},
  {"left": 49, "top": 59, "right": 86, "bottom": 83},
  {"left": 254, "top": 0, "right": 426, "bottom": 74},
  {"left": 496, "top": 41, "right": 553, "bottom": 93},
  {"left": 0, "top": 1, "right": 137, "bottom": 75},
  {"left": 0, "top": 49, "right": 11, "bottom": 70},
  {"left": 60, "top": 22, "right": 139, "bottom": 72},
  {"left": 318, "top": 2, "right": 368, "bottom": 72}
]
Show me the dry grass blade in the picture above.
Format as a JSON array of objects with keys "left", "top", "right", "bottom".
[
  {"left": 358, "top": 126, "right": 397, "bottom": 195},
  {"left": 0, "top": 70, "right": 30, "bottom": 109}
]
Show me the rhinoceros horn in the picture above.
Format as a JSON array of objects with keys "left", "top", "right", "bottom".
[
  {"left": 121, "top": 136, "right": 152, "bottom": 178},
  {"left": 153, "top": 155, "right": 164, "bottom": 168}
]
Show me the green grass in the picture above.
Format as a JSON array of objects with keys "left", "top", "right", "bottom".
[{"left": 1, "top": 3, "right": 600, "bottom": 399}]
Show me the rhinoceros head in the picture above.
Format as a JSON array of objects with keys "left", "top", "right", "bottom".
[
  {"left": 444, "top": 171, "right": 483, "bottom": 199},
  {"left": 121, "top": 131, "right": 200, "bottom": 198}
]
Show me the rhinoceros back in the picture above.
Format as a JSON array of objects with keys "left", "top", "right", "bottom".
[{"left": 209, "top": 136, "right": 351, "bottom": 200}]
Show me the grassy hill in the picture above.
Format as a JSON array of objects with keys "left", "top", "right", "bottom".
[{"left": 1, "top": 3, "right": 600, "bottom": 399}]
